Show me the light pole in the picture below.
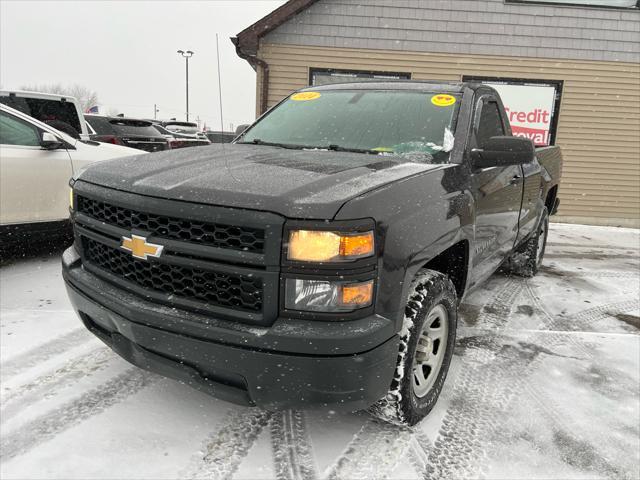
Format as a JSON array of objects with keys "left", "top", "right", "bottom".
[{"left": 177, "top": 49, "right": 194, "bottom": 122}]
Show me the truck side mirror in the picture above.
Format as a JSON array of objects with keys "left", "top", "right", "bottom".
[
  {"left": 471, "top": 136, "right": 534, "bottom": 169},
  {"left": 235, "top": 124, "right": 250, "bottom": 136},
  {"left": 40, "top": 132, "right": 64, "bottom": 150}
]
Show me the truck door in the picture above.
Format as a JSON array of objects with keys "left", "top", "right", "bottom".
[
  {"left": 468, "top": 95, "right": 523, "bottom": 287},
  {"left": 516, "top": 157, "right": 544, "bottom": 243},
  {"left": 0, "top": 109, "right": 73, "bottom": 226}
]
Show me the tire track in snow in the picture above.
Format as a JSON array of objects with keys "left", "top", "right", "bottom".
[
  {"left": 414, "top": 277, "right": 527, "bottom": 479},
  {"left": 546, "top": 243, "right": 640, "bottom": 250},
  {"left": 525, "top": 280, "right": 639, "bottom": 357},
  {"left": 1, "top": 346, "right": 114, "bottom": 421},
  {"left": 1, "top": 328, "right": 92, "bottom": 380},
  {"left": 521, "top": 383, "right": 628, "bottom": 479},
  {"left": 528, "top": 280, "right": 639, "bottom": 333},
  {"left": 0, "top": 368, "right": 156, "bottom": 461},
  {"left": 325, "top": 276, "right": 522, "bottom": 480},
  {"left": 517, "top": 281, "right": 640, "bottom": 479},
  {"left": 325, "top": 419, "right": 414, "bottom": 480},
  {"left": 561, "top": 300, "right": 640, "bottom": 331},
  {"left": 458, "top": 282, "right": 640, "bottom": 479},
  {"left": 270, "top": 410, "right": 317, "bottom": 480},
  {"left": 524, "top": 280, "right": 596, "bottom": 359},
  {"left": 183, "top": 408, "right": 273, "bottom": 480},
  {"left": 405, "top": 430, "right": 433, "bottom": 477},
  {"left": 541, "top": 270, "right": 640, "bottom": 279}
]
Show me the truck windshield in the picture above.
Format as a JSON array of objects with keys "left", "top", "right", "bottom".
[{"left": 240, "top": 90, "right": 460, "bottom": 160}]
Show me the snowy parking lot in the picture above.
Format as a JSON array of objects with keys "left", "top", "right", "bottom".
[{"left": 1, "top": 223, "right": 638, "bottom": 480}]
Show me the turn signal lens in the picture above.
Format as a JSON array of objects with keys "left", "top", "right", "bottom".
[
  {"left": 340, "top": 232, "right": 374, "bottom": 258},
  {"left": 288, "top": 230, "right": 375, "bottom": 262},
  {"left": 340, "top": 281, "right": 374, "bottom": 307},
  {"left": 69, "top": 187, "right": 74, "bottom": 210}
]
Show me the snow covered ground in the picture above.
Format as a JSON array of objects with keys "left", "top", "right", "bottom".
[{"left": 1, "top": 223, "right": 638, "bottom": 480}]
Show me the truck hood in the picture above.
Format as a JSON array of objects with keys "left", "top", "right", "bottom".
[{"left": 76, "top": 143, "right": 444, "bottom": 218}]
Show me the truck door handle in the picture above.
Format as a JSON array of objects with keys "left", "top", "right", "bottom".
[{"left": 509, "top": 175, "right": 522, "bottom": 185}]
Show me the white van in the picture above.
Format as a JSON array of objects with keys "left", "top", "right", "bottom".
[{"left": 0, "top": 90, "right": 89, "bottom": 140}]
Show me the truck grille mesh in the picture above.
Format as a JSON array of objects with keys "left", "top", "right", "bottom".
[
  {"left": 77, "top": 196, "right": 265, "bottom": 253},
  {"left": 82, "top": 237, "right": 263, "bottom": 312}
]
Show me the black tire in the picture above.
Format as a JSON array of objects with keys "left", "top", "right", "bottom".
[
  {"left": 506, "top": 208, "right": 549, "bottom": 278},
  {"left": 369, "top": 269, "right": 458, "bottom": 426}
]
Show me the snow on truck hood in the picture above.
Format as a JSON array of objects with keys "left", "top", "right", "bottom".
[{"left": 75, "top": 143, "right": 444, "bottom": 218}]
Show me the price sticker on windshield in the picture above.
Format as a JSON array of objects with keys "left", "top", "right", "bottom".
[
  {"left": 431, "top": 94, "right": 456, "bottom": 107},
  {"left": 291, "top": 92, "right": 321, "bottom": 102}
]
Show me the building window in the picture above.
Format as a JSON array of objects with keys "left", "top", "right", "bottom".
[
  {"left": 309, "top": 68, "right": 411, "bottom": 86},
  {"left": 463, "top": 76, "right": 563, "bottom": 147},
  {"left": 506, "top": 0, "right": 638, "bottom": 9}
]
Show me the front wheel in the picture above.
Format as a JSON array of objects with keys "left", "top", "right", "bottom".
[{"left": 369, "top": 270, "right": 457, "bottom": 426}]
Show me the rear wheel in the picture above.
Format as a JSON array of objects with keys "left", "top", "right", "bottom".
[{"left": 369, "top": 270, "right": 457, "bottom": 426}]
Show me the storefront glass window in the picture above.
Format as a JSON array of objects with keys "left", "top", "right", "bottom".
[{"left": 310, "top": 69, "right": 410, "bottom": 86}]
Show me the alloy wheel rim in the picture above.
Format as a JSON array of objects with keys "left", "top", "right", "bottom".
[{"left": 412, "top": 304, "right": 449, "bottom": 398}]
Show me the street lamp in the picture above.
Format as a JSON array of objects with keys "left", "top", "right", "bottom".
[{"left": 177, "top": 49, "right": 194, "bottom": 122}]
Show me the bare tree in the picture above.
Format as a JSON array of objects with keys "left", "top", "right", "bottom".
[{"left": 19, "top": 83, "right": 99, "bottom": 111}]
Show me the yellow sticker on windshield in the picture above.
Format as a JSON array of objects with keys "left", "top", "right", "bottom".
[
  {"left": 431, "top": 94, "right": 456, "bottom": 107},
  {"left": 372, "top": 147, "right": 393, "bottom": 152},
  {"left": 291, "top": 92, "right": 321, "bottom": 102}
]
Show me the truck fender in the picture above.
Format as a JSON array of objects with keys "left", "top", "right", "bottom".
[{"left": 395, "top": 227, "right": 473, "bottom": 332}]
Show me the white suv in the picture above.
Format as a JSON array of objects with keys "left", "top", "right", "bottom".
[{"left": 0, "top": 104, "right": 142, "bottom": 242}]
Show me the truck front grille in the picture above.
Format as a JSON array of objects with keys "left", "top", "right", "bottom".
[
  {"left": 77, "top": 196, "right": 265, "bottom": 253},
  {"left": 82, "top": 237, "right": 263, "bottom": 312}
]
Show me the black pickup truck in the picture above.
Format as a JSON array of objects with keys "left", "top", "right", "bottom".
[{"left": 63, "top": 81, "right": 561, "bottom": 425}]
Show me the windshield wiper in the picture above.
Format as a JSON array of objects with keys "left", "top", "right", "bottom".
[
  {"left": 237, "top": 138, "right": 308, "bottom": 150},
  {"left": 238, "top": 139, "right": 387, "bottom": 155},
  {"left": 326, "top": 144, "right": 387, "bottom": 155}
]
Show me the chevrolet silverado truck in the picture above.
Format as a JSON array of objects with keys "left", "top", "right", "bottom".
[{"left": 62, "top": 81, "right": 562, "bottom": 425}]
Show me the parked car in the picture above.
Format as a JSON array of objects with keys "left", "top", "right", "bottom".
[
  {"left": 151, "top": 122, "right": 210, "bottom": 149},
  {"left": 85, "top": 115, "right": 169, "bottom": 153},
  {"left": 0, "top": 104, "right": 142, "bottom": 243},
  {"left": 63, "top": 81, "right": 561, "bottom": 426},
  {"left": 204, "top": 130, "right": 235, "bottom": 144},
  {"left": 159, "top": 120, "right": 202, "bottom": 137},
  {"left": 0, "top": 90, "right": 89, "bottom": 140}
]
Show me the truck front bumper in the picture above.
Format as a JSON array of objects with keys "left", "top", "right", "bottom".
[{"left": 62, "top": 247, "right": 398, "bottom": 410}]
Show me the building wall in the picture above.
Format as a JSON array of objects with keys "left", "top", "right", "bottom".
[
  {"left": 263, "top": 0, "right": 640, "bottom": 63},
  {"left": 257, "top": 43, "right": 640, "bottom": 227}
]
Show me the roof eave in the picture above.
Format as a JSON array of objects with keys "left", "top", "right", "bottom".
[{"left": 233, "top": 0, "right": 319, "bottom": 58}]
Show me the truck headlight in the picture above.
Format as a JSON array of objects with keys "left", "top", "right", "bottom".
[
  {"left": 284, "top": 278, "right": 374, "bottom": 312},
  {"left": 287, "top": 230, "right": 374, "bottom": 262}
]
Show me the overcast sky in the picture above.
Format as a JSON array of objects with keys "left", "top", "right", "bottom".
[{"left": 0, "top": 0, "right": 285, "bottom": 130}]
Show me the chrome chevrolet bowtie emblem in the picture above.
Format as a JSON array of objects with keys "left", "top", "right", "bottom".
[{"left": 120, "top": 234, "right": 164, "bottom": 260}]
